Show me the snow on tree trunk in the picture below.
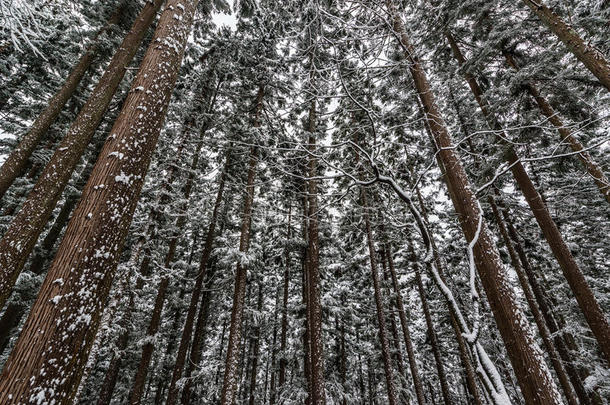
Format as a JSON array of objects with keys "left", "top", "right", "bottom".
[
  {"left": 0, "top": 0, "right": 165, "bottom": 310},
  {"left": 385, "top": 1, "right": 563, "bottom": 403},
  {"left": 0, "top": 0, "right": 201, "bottom": 402}
]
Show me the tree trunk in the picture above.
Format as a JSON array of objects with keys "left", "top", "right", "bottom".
[
  {"left": 410, "top": 183, "right": 484, "bottom": 405},
  {"left": 446, "top": 31, "right": 610, "bottom": 365},
  {"left": 220, "top": 86, "right": 264, "bottom": 405},
  {"left": 0, "top": 1, "right": 201, "bottom": 402},
  {"left": 304, "top": 95, "right": 327, "bottom": 405},
  {"left": 382, "top": 245, "right": 426, "bottom": 405},
  {"left": 248, "top": 284, "right": 264, "bottom": 405},
  {"left": 166, "top": 149, "right": 230, "bottom": 405},
  {"left": 502, "top": 51, "right": 610, "bottom": 203},
  {"left": 278, "top": 203, "right": 292, "bottom": 389},
  {"left": 413, "top": 257, "right": 452, "bottom": 405},
  {"left": 488, "top": 195, "right": 579, "bottom": 405},
  {"left": 0, "top": 0, "right": 165, "bottom": 310},
  {"left": 520, "top": 0, "right": 610, "bottom": 91},
  {"left": 128, "top": 118, "right": 206, "bottom": 405},
  {"left": 359, "top": 186, "right": 397, "bottom": 405},
  {"left": 385, "top": 2, "right": 562, "bottom": 403},
  {"left": 0, "top": 4, "right": 124, "bottom": 199},
  {"left": 496, "top": 193, "right": 601, "bottom": 405}
]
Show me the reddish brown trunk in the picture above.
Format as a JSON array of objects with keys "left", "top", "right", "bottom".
[
  {"left": 129, "top": 123, "right": 205, "bottom": 405},
  {"left": 360, "top": 187, "right": 397, "bottom": 405},
  {"left": 220, "top": 86, "right": 264, "bottom": 405},
  {"left": 520, "top": 0, "right": 610, "bottom": 91},
  {"left": 304, "top": 97, "right": 327, "bottom": 405},
  {"left": 383, "top": 245, "right": 426, "bottom": 405},
  {"left": 278, "top": 204, "right": 292, "bottom": 388},
  {"left": 413, "top": 255, "right": 452, "bottom": 405},
  {"left": 0, "top": 0, "right": 165, "bottom": 310},
  {"left": 489, "top": 196, "right": 579, "bottom": 405},
  {"left": 411, "top": 184, "right": 484, "bottom": 405},
  {"left": 447, "top": 30, "right": 610, "bottom": 366},
  {"left": 248, "top": 284, "right": 264, "bottom": 405},
  {"left": 166, "top": 150, "right": 230, "bottom": 405},
  {"left": 0, "top": 5, "right": 123, "bottom": 199},
  {"left": 497, "top": 195, "right": 599, "bottom": 405},
  {"left": 386, "top": 2, "right": 561, "bottom": 403},
  {"left": 300, "top": 188, "right": 314, "bottom": 405},
  {"left": 0, "top": 1, "right": 201, "bottom": 402},
  {"left": 502, "top": 52, "right": 610, "bottom": 203}
]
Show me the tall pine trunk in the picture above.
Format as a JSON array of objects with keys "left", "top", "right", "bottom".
[
  {"left": 359, "top": 185, "right": 397, "bottom": 405},
  {"left": 0, "top": 0, "right": 165, "bottom": 310},
  {"left": 304, "top": 95, "right": 327, "bottom": 405},
  {"left": 488, "top": 195, "right": 579, "bottom": 405},
  {"left": 520, "top": 0, "right": 610, "bottom": 91},
  {"left": 0, "top": 1, "right": 201, "bottom": 402},
  {"left": 502, "top": 51, "right": 610, "bottom": 203},
  {"left": 382, "top": 245, "right": 426, "bottom": 405},
  {"left": 0, "top": 4, "right": 123, "bottom": 199},
  {"left": 166, "top": 148, "right": 230, "bottom": 405},
  {"left": 219, "top": 86, "right": 264, "bottom": 405},
  {"left": 445, "top": 30, "right": 610, "bottom": 364},
  {"left": 413, "top": 255, "right": 452, "bottom": 405},
  {"left": 385, "top": 2, "right": 562, "bottom": 403},
  {"left": 128, "top": 119, "right": 206, "bottom": 405},
  {"left": 278, "top": 203, "right": 292, "bottom": 389}
]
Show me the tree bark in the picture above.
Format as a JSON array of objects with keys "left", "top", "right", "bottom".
[
  {"left": 166, "top": 149, "right": 230, "bottom": 405},
  {"left": 385, "top": 2, "right": 562, "bottom": 403},
  {"left": 219, "top": 86, "right": 264, "bottom": 405},
  {"left": 502, "top": 51, "right": 610, "bottom": 203},
  {"left": 304, "top": 95, "right": 327, "bottom": 405},
  {"left": 359, "top": 186, "right": 397, "bottom": 405},
  {"left": 128, "top": 117, "right": 206, "bottom": 405},
  {"left": 0, "top": 0, "right": 165, "bottom": 310},
  {"left": 278, "top": 203, "right": 292, "bottom": 389},
  {"left": 413, "top": 256, "right": 452, "bottom": 405},
  {"left": 488, "top": 195, "right": 579, "bottom": 405},
  {"left": 0, "top": 1, "right": 201, "bottom": 402},
  {"left": 0, "top": 4, "right": 124, "bottom": 199},
  {"left": 248, "top": 284, "right": 264, "bottom": 405},
  {"left": 496, "top": 193, "right": 601, "bottom": 405},
  {"left": 446, "top": 30, "right": 610, "bottom": 365},
  {"left": 520, "top": 0, "right": 610, "bottom": 91},
  {"left": 382, "top": 245, "right": 426, "bottom": 405}
]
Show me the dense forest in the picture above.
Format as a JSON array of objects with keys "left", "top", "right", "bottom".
[{"left": 0, "top": 0, "right": 608, "bottom": 404}]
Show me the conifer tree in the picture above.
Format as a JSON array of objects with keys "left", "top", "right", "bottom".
[{"left": 0, "top": 0, "right": 203, "bottom": 401}]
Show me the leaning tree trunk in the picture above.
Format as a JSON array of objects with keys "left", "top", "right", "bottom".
[
  {"left": 502, "top": 51, "right": 610, "bottom": 203},
  {"left": 496, "top": 193, "right": 601, "bottom": 405},
  {"left": 0, "top": 135, "right": 104, "bottom": 356},
  {"left": 385, "top": 2, "right": 562, "bottom": 403},
  {"left": 219, "top": 86, "right": 264, "bottom": 405},
  {"left": 96, "top": 127, "right": 193, "bottom": 405},
  {"left": 445, "top": 30, "right": 610, "bottom": 365},
  {"left": 382, "top": 244, "right": 426, "bottom": 405},
  {"left": 520, "top": 0, "right": 610, "bottom": 91},
  {"left": 0, "top": 4, "right": 124, "bottom": 199},
  {"left": 128, "top": 121, "right": 207, "bottom": 405},
  {"left": 0, "top": 1, "right": 201, "bottom": 402},
  {"left": 488, "top": 195, "right": 579, "bottom": 405},
  {"left": 180, "top": 187, "right": 234, "bottom": 404},
  {"left": 0, "top": 0, "right": 165, "bottom": 310},
  {"left": 165, "top": 149, "right": 230, "bottom": 405},
  {"left": 413, "top": 255, "right": 453, "bottom": 405}
]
